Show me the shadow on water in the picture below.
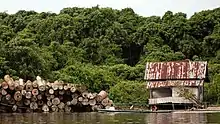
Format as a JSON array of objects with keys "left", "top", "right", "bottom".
[{"left": 0, "top": 112, "right": 220, "bottom": 124}]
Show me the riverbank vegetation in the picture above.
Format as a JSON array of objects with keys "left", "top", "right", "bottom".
[{"left": 0, "top": 6, "right": 219, "bottom": 104}]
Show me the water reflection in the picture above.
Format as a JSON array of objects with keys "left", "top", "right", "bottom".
[{"left": 0, "top": 112, "right": 220, "bottom": 124}]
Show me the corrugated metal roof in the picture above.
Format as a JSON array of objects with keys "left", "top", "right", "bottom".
[
  {"left": 146, "top": 80, "right": 204, "bottom": 89},
  {"left": 144, "top": 60, "right": 207, "bottom": 80}
]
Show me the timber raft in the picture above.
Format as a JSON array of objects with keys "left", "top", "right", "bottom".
[{"left": 0, "top": 75, "right": 113, "bottom": 113}]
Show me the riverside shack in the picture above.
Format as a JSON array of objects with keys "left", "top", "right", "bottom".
[{"left": 144, "top": 60, "right": 207, "bottom": 109}]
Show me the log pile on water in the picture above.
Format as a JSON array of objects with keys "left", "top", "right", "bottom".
[{"left": 0, "top": 75, "right": 113, "bottom": 113}]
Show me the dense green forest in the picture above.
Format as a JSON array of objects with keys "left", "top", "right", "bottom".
[{"left": 0, "top": 6, "right": 220, "bottom": 105}]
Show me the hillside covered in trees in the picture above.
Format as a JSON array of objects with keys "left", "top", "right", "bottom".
[{"left": 0, "top": 6, "right": 220, "bottom": 104}]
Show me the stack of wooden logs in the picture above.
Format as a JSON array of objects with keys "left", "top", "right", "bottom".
[{"left": 0, "top": 75, "right": 113, "bottom": 113}]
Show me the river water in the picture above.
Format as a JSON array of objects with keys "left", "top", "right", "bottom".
[{"left": 0, "top": 112, "right": 219, "bottom": 124}]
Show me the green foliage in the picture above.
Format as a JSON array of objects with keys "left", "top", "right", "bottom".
[
  {"left": 109, "top": 81, "right": 149, "bottom": 104},
  {"left": 0, "top": 7, "right": 219, "bottom": 104}
]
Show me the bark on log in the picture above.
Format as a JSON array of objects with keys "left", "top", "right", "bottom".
[
  {"left": 19, "top": 78, "right": 24, "bottom": 86},
  {"left": 32, "top": 89, "right": 39, "bottom": 96},
  {"left": 101, "top": 97, "right": 110, "bottom": 106},
  {"left": 30, "top": 102, "right": 38, "bottom": 110},
  {"left": 26, "top": 92, "right": 32, "bottom": 99},
  {"left": 42, "top": 104, "right": 49, "bottom": 112},
  {"left": 38, "top": 80, "right": 46, "bottom": 91},
  {"left": 71, "top": 98, "right": 78, "bottom": 105},
  {"left": 97, "top": 90, "right": 108, "bottom": 102},
  {"left": 52, "top": 98, "right": 60, "bottom": 105},
  {"left": 25, "top": 80, "right": 33, "bottom": 92},
  {"left": 14, "top": 91, "right": 22, "bottom": 101}
]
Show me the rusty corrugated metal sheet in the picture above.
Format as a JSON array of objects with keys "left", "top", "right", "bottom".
[
  {"left": 144, "top": 60, "right": 207, "bottom": 80},
  {"left": 146, "top": 80, "right": 204, "bottom": 89}
]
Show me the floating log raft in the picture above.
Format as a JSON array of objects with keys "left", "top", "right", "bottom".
[{"left": 0, "top": 75, "right": 114, "bottom": 113}]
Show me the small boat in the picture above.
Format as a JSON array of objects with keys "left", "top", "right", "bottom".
[{"left": 97, "top": 109, "right": 173, "bottom": 113}]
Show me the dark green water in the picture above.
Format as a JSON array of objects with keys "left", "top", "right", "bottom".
[{"left": 0, "top": 112, "right": 220, "bottom": 124}]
